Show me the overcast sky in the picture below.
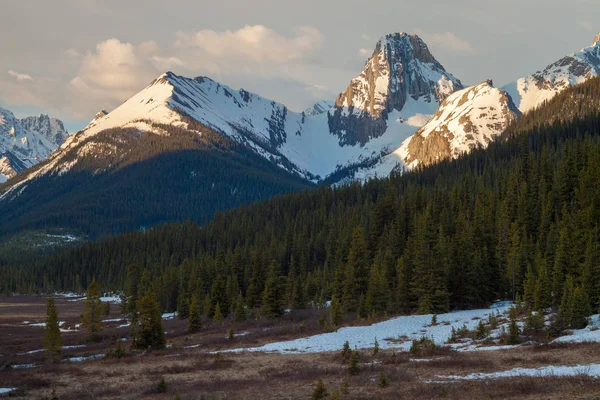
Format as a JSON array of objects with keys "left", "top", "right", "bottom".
[{"left": 0, "top": 0, "right": 598, "bottom": 131}]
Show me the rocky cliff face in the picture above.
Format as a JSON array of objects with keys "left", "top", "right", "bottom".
[
  {"left": 503, "top": 31, "right": 600, "bottom": 113},
  {"left": 0, "top": 107, "right": 68, "bottom": 181},
  {"left": 400, "top": 80, "right": 521, "bottom": 168},
  {"left": 328, "top": 33, "right": 462, "bottom": 146}
]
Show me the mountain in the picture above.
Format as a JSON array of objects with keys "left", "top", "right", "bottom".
[
  {"left": 503, "top": 31, "right": 600, "bottom": 113},
  {"left": 0, "top": 107, "right": 68, "bottom": 182},
  {"left": 303, "top": 101, "right": 334, "bottom": 116},
  {"left": 328, "top": 32, "right": 463, "bottom": 147},
  {"left": 394, "top": 80, "right": 520, "bottom": 169}
]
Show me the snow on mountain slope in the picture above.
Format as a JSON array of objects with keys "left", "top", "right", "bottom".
[
  {"left": 1, "top": 32, "right": 464, "bottom": 192},
  {"left": 329, "top": 32, "right": 463, "bottom": 146},
  {"left": 304, "top": 100, "right": 334, "bottom": 116},
  {"left": 353, "top": 81, "right": 520, "bottom": 177},
  {"left": 503, "top": 31, "right": 600, "bottom": 113},
  {"left": 0, "top": 107, "right": 69, "bottom": 182}
]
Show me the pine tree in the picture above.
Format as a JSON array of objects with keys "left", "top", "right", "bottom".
[
  {"left": 187, "top": 293, "right": 202, "bottom": 333},
  {"left": 377, "top": 372, "right": 388, "bottom": 388},
  {"left": 342, "top": 228, "right": 370, "bottom": 312},
  {"left": 234, "top": 293, "right": 247, "bottom": 322},
  {"left": 558, "top": 276, "right": 575, "bottom": 328},
  {"left": 348, "top": 350, "right": 360, "bottom": 375},
  {"left": 373, "top": 337, "right": 379, "bottom": 355},
  {"left": 291, "top": 277, "right": 307, "bottom": 310},
  {"left": 43, "top": 295, "right": 62, "bottom": 363},
  {"left": 213, "top": 302, "right": 223, "bottom": 322},
  {"left": 312, "top": 378, "right": 328, "bottom": 400},
  {"left": 134, "top": 290, "right": 166, "bottom": 350},
  {"left": 534, "top": 262, "right": 552, "bottom": 311},
  {"left": 261, "top": 261, "right": 286, "bottom": 318},
  {"left": 329, "top": 296, "right": 343, "bottom": 327},
  {"left": 366, "top": 262, "right": 389, "bottom": 316},
  {"left": 341, "top": 340, "right": 351, "bottom": 361},
  {"left": 177, "top": 293, "right": 189, "bottom": 320},
  {"left": 507, "top": 316, "right": 521, "bottom": 345},
  {"left": 82, "top": 279, "right": 102, "bottom": 339},
  {"left": 570, "top": 286, "right": 592, "bottom": 329},
  {"left": 523, "top": 264, "right": 536, "bottom": 307}
]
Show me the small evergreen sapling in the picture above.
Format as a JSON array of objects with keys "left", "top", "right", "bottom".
[
  {"left": 312, "top": 379, "right": 328, "bottom": 400},
  {"left": 348, "top": 350, "right": 360, "bottom": 375}
]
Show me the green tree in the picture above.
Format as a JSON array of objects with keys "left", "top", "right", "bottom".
[
  {"left": 261, "top": 261, "right": 286, "bottom": 318},
  {"left": 570, "top": 286, "right": 592, "bottom": 329},
  {"left": 312, "top": 378, "right": 328, "bottom": 400},
  {"left": 134, "top": 290, "right": 166, "bottom": 350},
  {"left": 43, "top": 295, "right": 62, "bottom": 362},
  {"left": 187, "top": 293, "right": 202, "bottom": 333},
  {"left": 213, "top": 302, "right": 223, "bottom": 322},
  {"left": 234, "top": 293, "right": 247, "bottom": 322},
  {"left": 348, "top": 350, "right": 360, "bottom": 375},
  {"left": 534, "top": 262, "right": 552, "bottom": 310},
  {"left": 329, "top": 296, "right": 343, "bottom": 327},
  {"left": 82, "top": 279, "right": 102, "bottom": 338}
]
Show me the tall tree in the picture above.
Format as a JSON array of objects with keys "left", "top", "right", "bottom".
[
  {"left": 82, "top": 279, "right": 102, "bottom": 339},
  {"left": 43, "top": 295, "right": 62, "bottom": 363}
]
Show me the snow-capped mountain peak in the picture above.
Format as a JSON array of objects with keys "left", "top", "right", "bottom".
[
  {"left": 503, "top": 31, "right": 600, "bottom": 113},
  {"left": 0, "top": 107, "right": 68, "bottom": 182},
  {"left": 328, "top": 32, "right": 463, "bottom": 146}
]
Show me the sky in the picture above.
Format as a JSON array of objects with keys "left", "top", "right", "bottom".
[{"left": 0, "top": 0, "right": 598, "bottom": 132}]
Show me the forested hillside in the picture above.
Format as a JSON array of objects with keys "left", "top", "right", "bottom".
[
  {"left": 3, "top": 78, "right": 600, "bottom": 321},
  {"left": 0, "top": 118, "right": 311, "bottom": 239}
]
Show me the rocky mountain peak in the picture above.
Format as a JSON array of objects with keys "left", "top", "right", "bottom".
[
  {"left": 593, "top": 31, "right": 600, "bottom": 47},
  {"left": 328, "top": 32, "right": 462, "bottom": 146}
]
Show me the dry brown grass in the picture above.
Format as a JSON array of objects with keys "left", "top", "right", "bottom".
[{"left": 3, "top": 296, "right": 600, "bottom": 399}]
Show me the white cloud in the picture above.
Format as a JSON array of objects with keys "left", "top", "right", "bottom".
[
  {"left": 358, "top": 48, "right": 372, "bottom": 58},
  {"left": 8, "top": 70, "right": 33, "bottom": 82},
  {"left": 577, "top": 20, "right": 594, "bottom": 31},
  {"left": 415, "top": 30, "right": 474, "bottom": 54},
  {"left": 174, "top": 25, "right": 324, "bottom": 64}
]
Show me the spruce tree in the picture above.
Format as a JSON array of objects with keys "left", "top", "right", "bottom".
[
  {"left": 187, "top": 293, "right": 202, "bottom": 333},
  {"left": 534, "top": 262, "right": 552, "bottom": 310},
  {"left": 329, "top": 296, "right": 343, "bottom": 327},
  {"left": 135, "top": 290, "right": 166, "bottom": 350},
  {"left": 312, "top": 379, "right": 328, "bottom": 400},
  {"left": 558, "top": 276, "right": 575, "bottom": 328},
  {"left": 261, "top": 261, "right": 286, "bottom": 318},
  {"left": 82, "top": 279, "right": 102, "bottom": 339},
  {"left": 213, "top": 302, "right": 223, "bottom": 322},
  {"left": 43, "top": 295, "right": 62, "bottom": 363},
  {"left": 234, "top": 293, "right": 247, "bottom": 322},
  {"left": 348, "top": 350, "right": 360, "bottom": 375},
  {"left": 570, "top": 286, "right": 592, "bottom": 329}
]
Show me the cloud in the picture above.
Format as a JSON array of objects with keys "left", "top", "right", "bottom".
[
  {"left": 358, "top": 48, "right": 372, "bottom": 58},
  {"left": 8, "top": 70, "right": 33, "bottom": 82},
  {"left": 577, "top": 20, "right": 594, "bottom": 31},
  {"left": 416, "top": 30, "right": 475, "bottom": 54},
  {"left": 67, "top": 39, "right": 161, "bottom": 117},
  {"left": 174, "top": 25, "right": 324, "bottom": 64}
]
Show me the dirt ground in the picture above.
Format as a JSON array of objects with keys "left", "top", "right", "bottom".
[{"left": 1, "top": 296, "right": 600, "bottom": 400}]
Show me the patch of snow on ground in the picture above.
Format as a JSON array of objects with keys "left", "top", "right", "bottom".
[
  {"left": 226, "top": 301, "right": 512, "bottom": 354},
  {"left": 0, "top": 388, "right": 16, "bottom": 394},
  {"left": 433, "top": 363, "right": 600, "bottom": 381},
  {"left": 552, "top": 314, "right": 600, "bottom": 344},
  {"left": 65, "top": 354, "right": 105, "bottom": 363},
  {"left": 162, "top": 312, "right": 177, "bottom": 320}
]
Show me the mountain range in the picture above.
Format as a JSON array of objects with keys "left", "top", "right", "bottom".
[{"left": 0, "top": 30, "right": 599, "bottom": 238}]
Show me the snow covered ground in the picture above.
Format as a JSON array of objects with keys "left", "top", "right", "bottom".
[
  {"left": 226, "top": 301, "right": 513, "bottom": 354},
  {"left": 432, "top": 363, "right": 600, "bottom": 382},
  {"left": 552, "top": 314, "right": 600, "bottom": 344}
]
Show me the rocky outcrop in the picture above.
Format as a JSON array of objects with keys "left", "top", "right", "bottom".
[{"left": 328, "top": 33, "right": 462, "bottom": 146}]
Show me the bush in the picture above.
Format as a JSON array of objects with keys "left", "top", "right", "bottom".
[
  {"left": 312, "top": 378, "right": 328, "bottom": 400},
  {"left": 377, "top": 373, "right": 388, "bottom": 388},
  {"left": 157, "top": 376, "right": 167, "bottom": 393}
]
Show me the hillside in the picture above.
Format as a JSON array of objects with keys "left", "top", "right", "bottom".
[{"left": 0, "top": 119, "right": 311, "bottom": 239}]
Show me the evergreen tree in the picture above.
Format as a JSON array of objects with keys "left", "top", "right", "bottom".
[
  {"left": 366, "top": 262, "right": 389, "bottom": 316},
  {"left": 348, "top": 350, "right": 360, "bottom": 375},
  {"left": 261, "top": 261, "right": 286, "bottom": 318},
  {"left": 329, "top": 296, "right": 343, "bottom": 327},
  {"left": 570, "top": 286, "right": 592, "bottom": 329},
  {"left": 134, "top": 290, "right": 166, "bottom": 350},
  {"left": 43, "top": 295, "right": 62, "bottom": 363},
  {"left": 177, "top": 293, "right": 190, "bottom": 320},
  {"left": 523, "top": 264, "right": 536, "bottom": 307},
  {"left": 312, "top": 379, "right": 328, "bottom": 400},
  {"left": 82, "top": 279, "right": 102, "bottom": 338},
  {"left": 187, "top": 293, "right": 202, "bottom": 333},
  {"left": 558, "top": 276, "right": 575, "bottom": 328},
  {"left": 234, "top": 293, "right": 247, "bottom": 322},
  {"left": 534, "top": 261, "right": 552, "bottom": 310},
  {"left": 213, "top": 302, "right": 223, "bottom": 322}
]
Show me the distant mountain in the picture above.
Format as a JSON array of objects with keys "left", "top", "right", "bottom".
[
  {"left": 0, "top": 107, "right": 68, "bottom": 182},
  {"left": 503, "top": 31, "right": 600, "bottom": 113},
  {"left": 303, "top": 101, "right": 334, "bottom": 116}
]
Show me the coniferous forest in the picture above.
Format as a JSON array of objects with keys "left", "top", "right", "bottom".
[{"left": 2, "top": 78, "right": 600, "bottom": 323}]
